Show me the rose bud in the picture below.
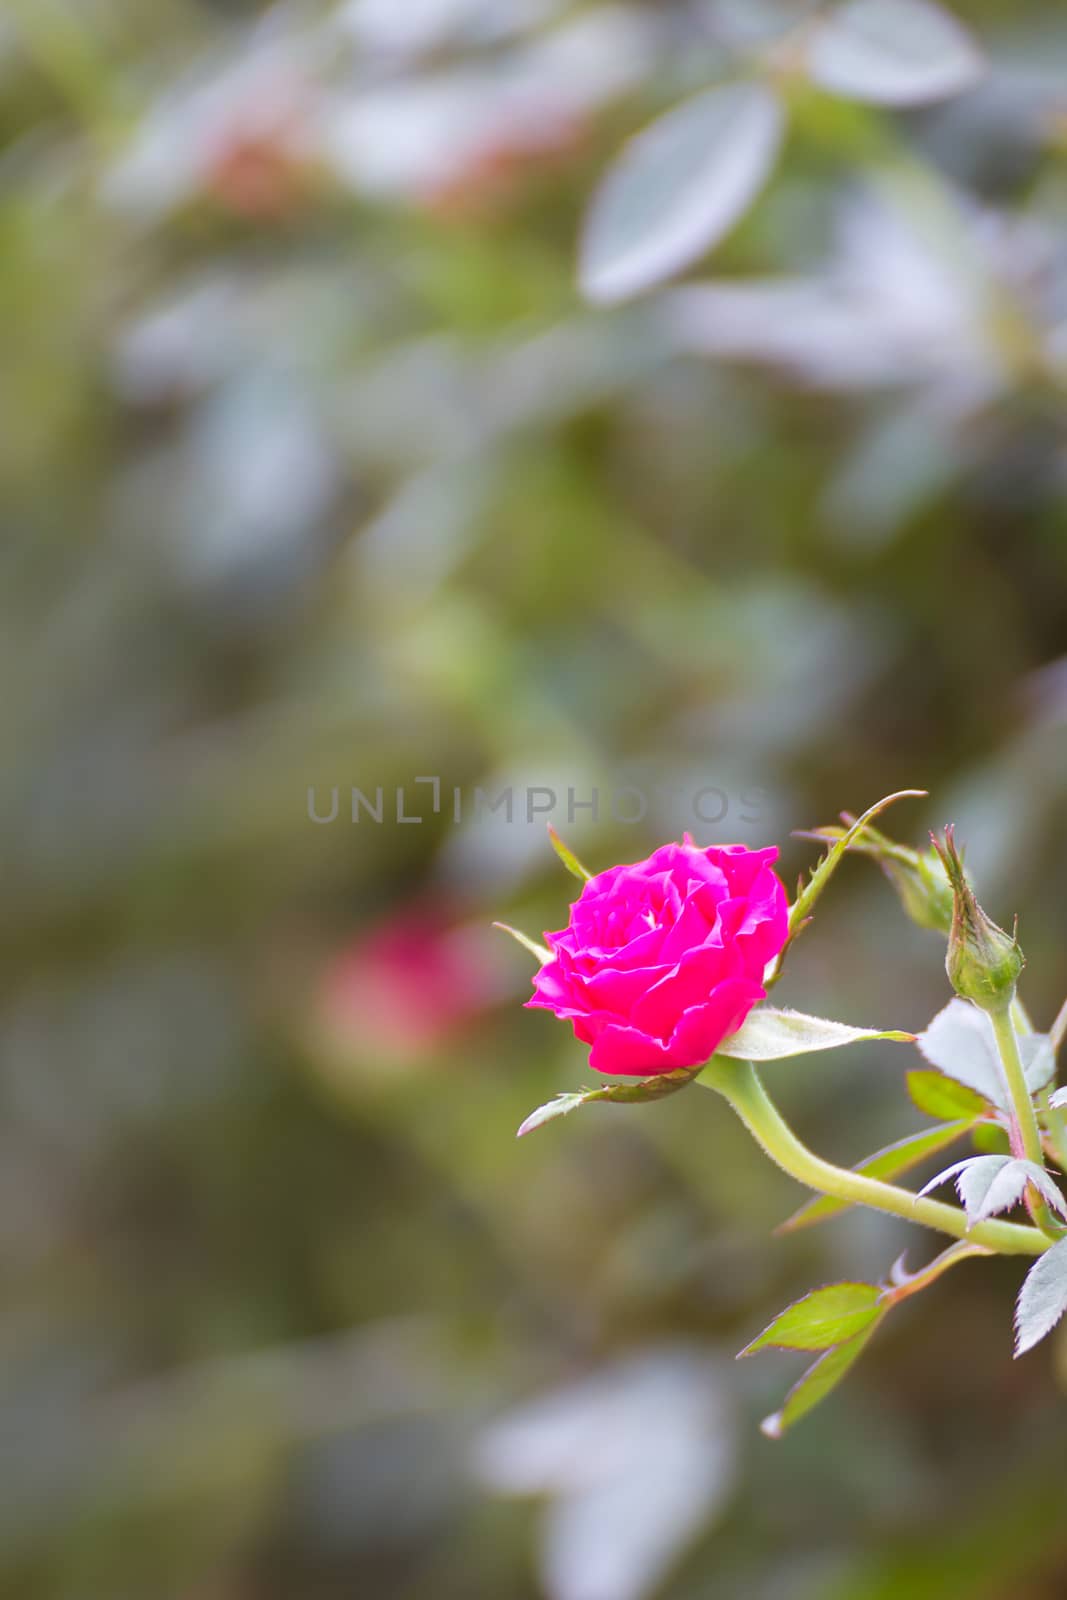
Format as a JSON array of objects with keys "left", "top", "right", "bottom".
[
  {"left": 932, "top": 826, "right": 1024, "bottom": 1014},
  {"left": 527, "top": 839, "right": 788, "bottom": 1076},
  {"left": 879, "top": 844, "right": 955, "bottom": 935},
  {"left": 802, "top": 819, "right": 954, "bottom": 935}
]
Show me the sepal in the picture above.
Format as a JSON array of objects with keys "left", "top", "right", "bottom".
[
  {"left": 493, "top": 922, "right": 552, "bottom": 965},
  {"left": 516, "top": 1062, "right": 705, "bottom": 1138},
  {"left": 546, "top": 824, "right": 591, "bottom": 883}
]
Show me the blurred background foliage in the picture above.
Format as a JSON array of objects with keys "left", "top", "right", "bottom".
[{"left": 2, "top": 1, "right": 1067, "bottom": 1597}]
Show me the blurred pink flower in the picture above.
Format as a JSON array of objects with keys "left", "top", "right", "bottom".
[
  {"left": 202, "top": 110, "right": 313, "bottom": 219},
  {"left": 528, "top": 840, "right": 788, "bottom": 1077},
  {"left": 317, "top": 905, "right": 503, "bottom": 1064}
]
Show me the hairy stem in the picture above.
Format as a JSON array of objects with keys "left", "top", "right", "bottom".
[
  {"left": 990, "top": 1006, "right": 1045, "bottom": 1166},
  {"left": 989, "top": 1006, "right": 1066, "bottom": 1238},
  {"left": 700, "top": 1058, "right": 1049, "bottom": 1257}
]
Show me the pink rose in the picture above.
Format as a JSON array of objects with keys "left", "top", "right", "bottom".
[{"left": 527, "top": 839, "right": 789, "bottom": 1077}]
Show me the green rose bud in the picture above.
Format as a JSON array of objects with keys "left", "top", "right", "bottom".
[
  {"left": 879, "top": 843, "right": 955, "bottom": 936},
  {"left": 798, "top": 818, "right": 954, "bottom": 935},
  {"left": 932, "top": 826, "right": 1024, "bottom": 1013}
]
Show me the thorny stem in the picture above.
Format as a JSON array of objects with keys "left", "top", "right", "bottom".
[
  {"left": 880, "top": 1239, "right": 992, "bottom": 1307},
  {"left": 700, "top": 1059, "right": 1049, "bottom": 1258}
]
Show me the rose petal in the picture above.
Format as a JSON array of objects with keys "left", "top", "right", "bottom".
[
  {"left": 630, "top": 942, "right": 743, "bottom": 1038},
  {"left": 588, "top": 977, "right": 764, "bottom": 1075}
]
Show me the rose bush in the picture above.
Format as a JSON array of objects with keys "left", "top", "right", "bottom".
[
  {"left": 511, "top": 799, "right": 1067, "bottom": 1436},
  {"left": 527, "top": 838, "right": 789, "bottom": 1076}
]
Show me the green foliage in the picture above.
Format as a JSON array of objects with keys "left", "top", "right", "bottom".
[
  {"left": 742, "top": 1283, "right": 888, "bottom": 1437},
  {"left": 760, "top": 1324, "right": 882, "bottom": 1439},
  {"left": 714, "top": 1005, "right": 915, "bottom": 1061},
  {"left": 739, "top": 1283, "right": 884, "bottom": 1354},
  {"left": 907, "top": 1070, "right": 992, "bottom": 1122}
]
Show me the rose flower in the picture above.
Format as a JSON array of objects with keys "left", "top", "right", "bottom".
[{"left": 528, "top": 840, "right": 788, "bottom": 1076}]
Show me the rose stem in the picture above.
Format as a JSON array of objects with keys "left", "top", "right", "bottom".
[
  {"left": 988, "top": 1006, "right": 1067, "bottom": 1239},
  {"left": 701, "top": 1058, "right": 1049, "bottom": 1258}
]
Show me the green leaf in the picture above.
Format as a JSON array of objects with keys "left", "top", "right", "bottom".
[
  {"left": 738, "top": 1283, "right": 883, "bottom": 1356},
  {"left": 907, "top": 1069, "right": 991, "bottom": 1121},
  {"left": 1015, "top": 1236, "right": 1067, "bottom": 1357},
  {"left": 546, "top": 824, "right": 591, "bottom": 883},
  {"left": 918, "top": 1155, "right": 1067, "bottom": 1226},
  {"left": 761, "top": 1324, "right": 881, "bottom": 1439},
  {"left": 714, "top": 1006, "right": 914, "bottom": 1063},
  {"left": 780, "top": 1119, "right": 977, "bottom": 1233},
  {"left": 492, "top": 922, "right": 552, "bottom": 965},
  {"left": 578, "top": 81, "right": 784, "bottom": 305},
  {"left": 917, "top": 1000, "right": 1056, "bottom": 1111},
  {"left": 970, "top": 1122, "right": 1011, "bottom": 1155}
]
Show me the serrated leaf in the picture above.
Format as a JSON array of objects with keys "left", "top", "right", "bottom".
[
  {"left": 906, "top": 1069, "right": 991, "bottom": 1121},
  {"left": 715, "top": 1006, "right": 913, "bottom": 1063},
  {"left": 917, "top": 1000, "right": 1055, "bottom": 1112},
  {"left": 780, "top": 1118, "right": 976, "bottom": 1232},
  {"left": 806, "top": 0, "right": 984, "bottom": 107},
  {"left": 761, "top": 1323, "right": 881, "bottom": 1438},
  {"left": 578, "top": 81, "right": 784, "bottom": 305},
  {"left": 739, "top": 1283, "right": 883, "bottom": 1356},
  {"left": 1028, "top": 1165, "right": 1067, "bottom": 1217},
  {"left": 546, "top": 824, "right": 591, "bottom": 883},
  {"left": 1015, "top": 1236, "right": 1067, "bottom": 1356},
  {"left": 977, "top": 1160, "right": 1057, "bottom": 1224},
  {"left": 493, "top": 922, "right": 552, "bottom": 965},
  {"left": 918, "top": 1153, "right": 1010, "bottom": 1220},
  {"left": 919, "top": 1155, "right": 1066, "bottom": 1225}
]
